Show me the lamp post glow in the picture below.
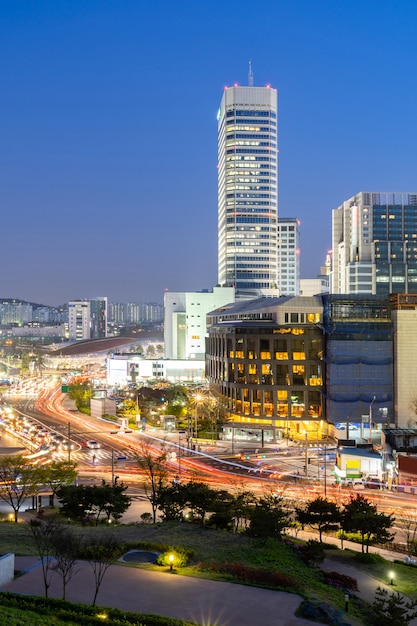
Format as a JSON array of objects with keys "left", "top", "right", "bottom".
[
  {"left": 389, "top": 570, "right": 395, "bottom": 585},
  {"left": 169, "top": 554, "right": 174, "bottom": 572}
]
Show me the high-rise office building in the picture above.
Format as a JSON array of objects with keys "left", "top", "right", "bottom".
[
  {"left": 331, "top": 192, "right": 417, "bottom": 295},
  {"left": 90, "top": 297, "right": 107, "bottom": 339},
  {"left": 217, "top": 69, "right": 278, "bottom": 295},
  {"left": 277, "top": 217, "right": 300, "bottom": 296}
]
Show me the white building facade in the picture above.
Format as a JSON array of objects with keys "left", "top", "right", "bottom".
[
  {"left": 217, "top": 82, "right": 278, "bottom": 295},
  {"left": 277, "top": 217, "right": 300, "bottom": 296},
  {"left": 68, "top": 300, "right": 90, "bottom": 341},
  {"left": 107, "top": 353, "right": 205, "bottom": 386},
  {"left": 164, "top": 286, "right": 235, "bottom": 360}
]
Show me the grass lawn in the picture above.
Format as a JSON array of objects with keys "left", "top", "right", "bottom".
[{"left": 0, "top": 519, "right": 369, "bottom": 625}]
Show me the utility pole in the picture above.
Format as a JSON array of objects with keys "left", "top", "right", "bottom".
[
  {"left": 305, "top": 432, "right": 308, "bottom": 477},
  {"left": 67, "top": 421, "right": 71, "bottom": 463},
  {"left": 111, "top": 448, "right": 115, "bottom": 486}
]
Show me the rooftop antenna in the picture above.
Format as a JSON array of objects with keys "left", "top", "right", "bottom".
[{"left": 248, "top": 60, "right": 254, "bottom": 86}]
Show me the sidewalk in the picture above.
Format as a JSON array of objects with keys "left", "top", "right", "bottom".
[{"left": 1, "top": 556, "right": 324, "bottom": 626}]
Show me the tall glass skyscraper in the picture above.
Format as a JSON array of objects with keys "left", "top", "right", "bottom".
[
  {"left": 217, "top": 79, "right": 278, "bottom": 294},
  {"left": 331, "top": 192, "right": 417, "bottom": 295}
]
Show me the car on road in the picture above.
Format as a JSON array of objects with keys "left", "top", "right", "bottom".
[{"left": 86, "top": 440, "right": 100, "bottom": 449}]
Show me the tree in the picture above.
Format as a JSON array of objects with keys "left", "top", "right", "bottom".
[
  {"left": 129, "top": 343, "right": 144, "bottom": 353},
  {"left": 183, "top": 481, "right": 217, "bottom": 523},
  {"left": 20, "top": 352, "right": 31, "bottom": 376},
  {"left": 371, "top": 587, "right": 417, "bottom": 626},
  {"left": 396, "top": 509, "right": 417, "bottom": 555},
  {"left": 246, "top": 493, "right": 290, "bottom": 539},
  {"left": 41, "top": 460, "right": 77, "bottom": 507},
  {"left": 136, "top": 445, "right": 169, "bottom": 523},
  {"left": 83, "top": 534, "right": 123, "bottom": 606},
  {"left": 207, "top": 489, "right": 236, "bottom": 530},
  {"left": 57, "top": 484, "right": 97, "bottom": 522},
  {"left": 146, "top": 344, "right": 156, "bottom": 358},
  {"left": 164, "top": 385, "right": 188, "bottom": 420},
  {"left": 342, "top": 494, "right": 395, "bottom": 553},
  {"left": 57, "top": 482, "right": 131, "bottom": 525},
  {"left": 67, "top": 379, "right": 91, "bottom": 413},
  {"left": 27, "top": 518, "right": 61, "bottom": 597},
  {"left": 51, "top": 526, "right": 81, "bottom": 600},
  {"left": 117, "top": 399, "right": 137, "bottom": 419},
  {"left": 231, "top": 490, "right": 256, "bottom": 531},
  {"left": 296, "top": 497, "right": 341, "bottom": 542},
  {"left": 157, "top": 483, "right": 188, "bottom": 521},
  {"left": 0, "top": 455, "right": 39, "bottom": 522},
  {"left": 98, "top": 480, "right": 131, "bottom": 523}
]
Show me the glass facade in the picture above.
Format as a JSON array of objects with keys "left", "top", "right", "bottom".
[
  {"left": 206, "top": 321, "right": 324, "bottom": 432},
  {"left": 206, "top": 294, "right": 395, "bottom": 435},
  {"left": 332, "top": 192, "right": 417, "bottom": 295},
  {"left": 322, "top": 295, "right": 393, "bottom": 422},
  {"left": 218, "top": 86, "right": 278, "bottom": 292}
]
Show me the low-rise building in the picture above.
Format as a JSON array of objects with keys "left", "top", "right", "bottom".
[
  {"left": 107, "top": 353, "right": 205, "bottom": 386},
  {"left": 334, "top": 446, "right": 383, "bottom": 485}
]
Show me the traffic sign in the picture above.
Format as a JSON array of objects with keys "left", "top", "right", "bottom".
[{"left": 117, "top": 456, "right": 127, "bottom": 462}]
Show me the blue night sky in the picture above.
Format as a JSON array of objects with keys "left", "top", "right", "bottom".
[{"left": 1, "top": 0, "right": 417, "bottom": 306}]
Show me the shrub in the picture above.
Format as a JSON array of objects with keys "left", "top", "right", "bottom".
[
  {"left": 300, "top": 540, "right": 325, "bottom": 567},
  {"left": 0, "top": 591, "right": 197, "bottom": 624},
  {"left": 157, "top": 549, "right": 191, "bottom": 568},
  {"left": 322, "top": 570, "right": 358, "bottom": 591},
  {"left": 196, "top": 560, "right": 299, "bottom": 590},
  {"left": 354, "top": 552, "right": 384, "bottom": 565}
]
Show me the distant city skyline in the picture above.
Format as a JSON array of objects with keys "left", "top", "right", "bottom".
[{"left": 2, "top": 2, "right": 417, "bottom": 306}]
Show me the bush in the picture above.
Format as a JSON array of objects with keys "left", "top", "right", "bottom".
[
  {"left": 354, "top": 552, "right": 384, "bottom": 565},
  {"left": 157, "top": 548, "right": 191, "bottom": 568},
  {"left": 197, "top": 560, "right": 300, "bottom": 590},
  {"left": 300, "top": 540, "right": 325, "bottom": 567},
  {"left": 322, "top": 570, "right": 358, "bottom": 591},
  {"left": 0, "top": 591, "right": 197, "bottom": 625}
]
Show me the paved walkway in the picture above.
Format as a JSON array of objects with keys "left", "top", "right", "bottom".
[
  {"left": 1, "top": 556, "right": 324, "bottom": 626},
  {"left": 296, "top": 530, "right": 417, "bottom": 626}
]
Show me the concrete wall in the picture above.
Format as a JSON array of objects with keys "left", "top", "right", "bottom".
[
  {"left": 393, "top": 309, "right": 417, "bottom": 428},
  {"left": 0, "top": 553, "right": 14, "bottom": 586}
]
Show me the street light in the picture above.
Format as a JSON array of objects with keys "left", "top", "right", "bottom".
[
  {"left": 169, "top": 554, "right": 174, "bottom": 572},
  {"left": 389, "top": 570, "right": 395, "bottom": 585},
  {"left": 369, "top": 396, "right": 376, "bottom": 444}
]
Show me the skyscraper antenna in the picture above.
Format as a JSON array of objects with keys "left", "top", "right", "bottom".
[{"left": 248, "top": 60, "right": 254, "bottom": 86}]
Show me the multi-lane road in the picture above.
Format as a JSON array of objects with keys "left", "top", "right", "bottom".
[{"left": 2, "top": 376, "right": 417, "bottom": 544}]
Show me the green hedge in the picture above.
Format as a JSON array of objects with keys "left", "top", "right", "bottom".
[{"left": 0, "top": 592, "right": 198, "bottom": 625}]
